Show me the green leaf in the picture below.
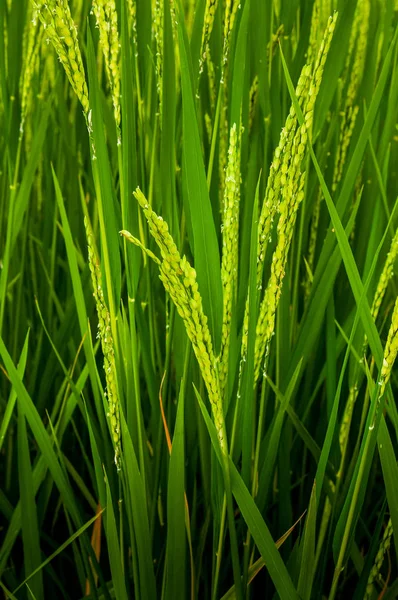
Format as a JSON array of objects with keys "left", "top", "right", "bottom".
[
  {"left": 283, "top": 22, "right": 398, "bottom": 385},
  {"left": 279, "top": 33, "right": 398, "bottom": 375},
  {"left": 0, "top": 337, "right": 100, "bottom": 587},
  {"left": 195, "top": 389, "right": 299, "bottom": 600},
  {"left": 11, "top": 104, "right": 50, "bottom": 249},
  {"left": 13, "top": 510, "right": 104, "bottom": 596},
  {"left": 54, "top": 161, "right": 108, "bottom": 436},
  {"left": 177, "top": 14, "right": 223, "bottom": 354},
  {"left": 120, "top": 412, "right": 157, "bottom": 600},
  {"left": 86, "top": 24, "right": 121, "bottom": 313},
  {"left": 17, "top": 405, "right": 44, "bottom": 600},
  {"left": 104, "top": 470, "right": 129, "bottom": 600},
  {"left": 120, "top": 0, "right": 141, "bottom": 297},
  {"left": 165, "top": 379, "right": 186, "bottom": 599},
  {"left": 239, "top": 175, "right": 261, "bottom": 483},
  {"left": 0, "top": 330, "right": 29, "bottom": 453},
  {"left": 297, "top": 482, "right": 316, "bottom": 600},
  {"left": 257, "top": 360, "right": 302, "bottom": 511},
  {"left": 377, "top": 419, "right": 398, "bottom": 561}
]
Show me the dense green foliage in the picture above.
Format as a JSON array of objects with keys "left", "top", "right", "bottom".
[{"left": 1, "top": 1, "right": 398, "bottom": 598}]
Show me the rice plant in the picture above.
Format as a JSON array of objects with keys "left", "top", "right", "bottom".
[{"left": 1, "top": 1, "right": 398, "bottom": 598}]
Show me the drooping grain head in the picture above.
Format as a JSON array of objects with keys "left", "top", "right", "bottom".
[
  {"left": 253, "top": 13, "right": 337, "bottom": 381},
  {"left": 200, "top": 0, "right": 218, "bottom": 73},
  {"left": 120, "top": 188, "right": 227, "bottom": 453},
  {"left": 153, "top": 0, "right": 164, "bottom": 119},
  {"left": 365, "top": 518, "right": 393, "bottom": 599},
  {"left": 92, "top": 0, "right": 121, "bottom": 135},
  {"left": 20, "top": 7, "right": 44, "bottom": 137},
  {"left": 33, "top": 0, "right": 89, "bottom": 114},
  {"left": 122, "top": 189, "right": 228, "bottom": 454},
  {"left": 85, "top": 217, "right": 121, "bottom": 470},
  {"left": 254, "top": 173, "right": 306, "bottom": 380},
  {"left": 222, "top": 0, "right": 239, "bottom": 66},
  {"left": 333, "top": 0, "right": 370, "bottom": 191},
  {"left": 219, "top": 123, "right": 241, "bottom": 397}
]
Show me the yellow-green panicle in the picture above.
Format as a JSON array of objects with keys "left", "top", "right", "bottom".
[
  {"left": 254, "top": 13, "right": 337, "bottom": 381},
  {"left": 91, "top": 0, "right": 121, "bottom": 134},
  {"left": 33, "top": 0, "right": 89, "bottom": 114},
  {"left": 219, "top": 123, "right": 241, "bottom": 397},
  {"left": 122, "top": 189, "right": 228, "bottom": 455},
  {"left": 85, "top": 217, "right": 121, "bottom": 470}
]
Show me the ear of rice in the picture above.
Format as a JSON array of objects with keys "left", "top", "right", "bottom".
[
  {"left": 92, "top": 0, "right": 121, "bottom": 137},
  {"left": 122, "top": 189, "right": 228, "bottom": 455},
  {"left": 219, "top": 123, "right": 241, "bottom": 397},
  {"left": 33, "top": 0, "right": 89, "bottom": 114},
  {"left": 254, "top": 13, "right": 337, "bottom": 382},
  {"left": 365, "top": 518, "right": 393, "bottom": 599},
  {"left": 85, "top": 217, "right": 121, "bottom": 470}
]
